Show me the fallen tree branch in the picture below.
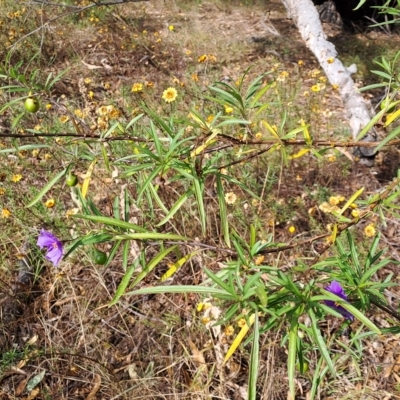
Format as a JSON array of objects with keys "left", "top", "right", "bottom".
[{"left": 281, "top": 0, "right": 378, "bottom": 165}]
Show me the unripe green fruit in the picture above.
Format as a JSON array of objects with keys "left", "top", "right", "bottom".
[
  {"left": 93, "top": 248, "right": 107, "bottom": 265},
  {"left": 66, "top": 173, "right": 78, "bottom": 187},
  {"left": 24, "top": 97, "right": 40, "bottom": 113}
]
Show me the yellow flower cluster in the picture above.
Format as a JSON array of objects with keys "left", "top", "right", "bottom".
[
  {"left": 319, "top": 195, "right": 345, "bottom": 214},
  {"left": 197, "top": 54, "right": 217, "bottom": 63}
]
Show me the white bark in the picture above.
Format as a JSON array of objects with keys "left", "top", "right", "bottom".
[{"left": 282, "top": 0, "right": 377, "bottom": 164}]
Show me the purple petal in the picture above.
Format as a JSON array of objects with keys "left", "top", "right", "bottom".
[
  {"left": 324, "top": 281, "right": 354, "bottom": 321},
  {"left": 37, "top": 229, "right": 57, "bottom": 249},
  {"left": 324, "top": 300, "right": 354, "bottom": 321},
  {"left": 325, "top": 280, "right": 348, "bottom": 301},
  {"left": 37, "top": 229, "right": 64, "bottom": 267},
  {"left": 45, "top": 244, "right": 63, "bottom": 266}
]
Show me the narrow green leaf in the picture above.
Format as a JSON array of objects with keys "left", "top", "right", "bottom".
[
  {"left": 248, "top": 312, "right": 260, "bottom": 400},
  {"left": 288, "top": 313, "right": 299, "bottom": 400},
  {"left": 129, "top": 246, "right": 177, "bottom": 289},
  {"left": 156, "top": 188, "right": 193, "bottom": 226},
  {"left": 109, "top": 260, "right": 139, "bottom": 306},
  {"left": 73, "top": 214, "right": 148, "bottom": 233},
  {"left": 309, "top": 308, "right": 336, "bottom": 376}
]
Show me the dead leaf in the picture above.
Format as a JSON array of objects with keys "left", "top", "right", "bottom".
[{"left": 85, "top": 374, "right": 101, "bottom": 400}]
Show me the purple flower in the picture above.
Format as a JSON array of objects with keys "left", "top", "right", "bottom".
[
  {"left": 37, "top": 229, "right": 63, "bottom": 267},
  {"left": 324, "top": 281, "right": 354, "bottom": 321}
]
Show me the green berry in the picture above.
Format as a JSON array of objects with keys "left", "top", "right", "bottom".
[
  {"left": 66, "top": 173, "right": 78, "bottom": 187},
  {"left": 93, "top": 248, "right": 107, "bottom": 265},
  {"left": 24, "top": 97, "right": 40, "bottom": 113}
]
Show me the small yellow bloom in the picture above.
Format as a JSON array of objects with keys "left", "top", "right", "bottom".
[
  {"left": 203, "top": 302, "right": 212, "bottom": 310},
  {"left": 351, "top": 209, "right": 360, "bottom": 218},
  {"left": 311, "top": 84, "right": 321, "bottom": 92},
  {"left": 277, "top": 70, "right": 289, "bottom": 82},
  {"left": 202, "top": 317, "right": 211, "bottom": 324},
  {"left": 288, "top": 226, "right": 296, "bottom": 234},
  {"left": 84, "top": 78, "right": 92, "bottom": 84},
  {"left": 224, "top": 325, "right": 235, "bottom": 336},
  {"left": 237, "top": 318, "right": 247, "bottom": 328},
  {"left": 196, "top": 303, "right": 204, "bottom": 312},
  {"left": 1, "top": 208, "right": 11, "bottom": 218},
  {"left": 168, "top": 25, "right": 174, "bottom": 31},
  {"left": 145, "top": 81, "right": 154, "bottom": 88},
  {"left": 255, "top": 132, "right": 263, "bottom": 139},
  {"left": 327, "top": 57, "right": 335, "bottom": 64},
  {"left": 44, "top": 153, "right": 52, "bottom": 160},
  {"left": 332, "top": 84, "right": 339, "bottom": 90},
  {"left": 45, "top": 103, "right": 52, "bottom": 110},
  {"left": 74, "top": 109, "right": 84, "bottom": 118},
  {"left": 12, "top": 174, "right": 22, "bottom": 182},
  {"left": 59, "top": 115, "right": 69, "bottom": 123},
  {"left": 225, "top": 106, "right": 233, "bottom": 114},
  {"left": 225, "top": 192, "right": 237, "bottom": 205},
  {"left": 162, "top": 87, "right": 178, "bottom": 103},
  {"left": 45, "top": 199, "right": 55, "bottom": 208},
  {"left": 310, "top": 68, "right": 321, "bottom": 78},
  {"left": 198, "top": 54, "right": 207, "bottom": 63},
  {"left": 254, "top": 255, "right": 265, "bottom": 265},
  {"left": 298, "top": 60, "right": 304, "bottom": 66},
  {"left": 364, "top": 224, "right": 376, "bottom": 238},
  {"left": 185, "top": 49, "right": 192, "bottom": 55},
  {"left": 329, "top": 196, "right": 342, "bottom": 206},
  {"left": 303, "top": 91, "right": 310, "bottom": 97},
  {"left": 66, "top": 208, "right": 79, "bottom": 218},
  {"left": 0, "top": 188, "right": 5, "bottom": 195},
  {"left": 131, "top": 83, "right": 143, "bottom": 93},
  {"left": 327, "top": 154, "right": 336, "bottom": 162},
  {"left": 350, "top": 203, "right": 358, "bottom": 209},
  {"left": 88, "top": 91, "right": 94, "bottom": 99}
]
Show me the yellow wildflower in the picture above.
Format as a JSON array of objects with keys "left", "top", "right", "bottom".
[
  {"left": 329, "top": 196, "right": 342, "bottom": 206},
  {"left": 145, "top": 81, "right": 155, "bottom": 88},
  {"left": 254, "top": 255, "right": 265, "bottom": 265},
  {"left": 351, "top": 209, "right": 360, "bottom": 218},
  {"left": 84, "top": 78, "right": 92, "bottom": 84},
  {"left": 45, "top": 103, "right": 52, "bottom": 110},
  {"left": 298, "top": 60, "right": 304, "bottom": 66},
  {"left": 168, "top": 25, "right": 174, "bottom": 31},
  {"left": 224, "top": 325, "right": 235, "bottom": 336},
  {"left": 288, "top": 226, "right": 296, "bottom": 234},
  {"left": 59, "top": 115, "right": 69, "bottom": 123},
  {"left": 162, "top": 87, "right": 178, "bottom": 103},
  {"left": 0, "top": 188, "right": 5, "bottom": 195},
  {"left": 131, "top": 83, "right": 143, "bottom": 92},
  {"left": 225, "top": 106, "right": 233, "bottom": 114},
  {"left": 311, "top": 84, "right": 321, "bottom": 92},
  {"left": 198, "top": 54, "right": 207, "bottom": 63},
  {"left": 74, "top": 109, "right": 84, "bottom": 118},
  {"left": 12, "top": 174, "right": 22, "bottom": 182},
  {"left": 255, "top": 132, "right": 263, "bottom": 139},
  {"left": 196, "top": 303, "right": 204, "bottom": 312},
  {"left": 364, "top": 224, "right": 376, "bottom": 238},
  {"left": 237, "top": 318, "right": 247, "bottom": 328},
  {"left": 225, "top": 192, "right": 237, "bottom": 205},
  {"left": 327, "top": 57, "right": 335, "bottom": 64},
  {"left": 277, "top": 70, "right": 289, "bottom": 82},
  {"left": 1, "top": 208, "right": 11, "bottom": 218},
  {"left": 88, "top": 91, "right": 94, "bottom": 99},
  {"left": 45, "top": 199, "right": 55, "bottom": 208}
]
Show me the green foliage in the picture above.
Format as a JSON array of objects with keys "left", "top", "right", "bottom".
[{"left": 1, "top": 5, "right": 400, "bottom": 397}]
